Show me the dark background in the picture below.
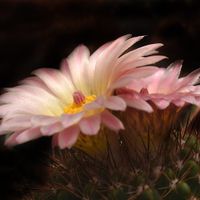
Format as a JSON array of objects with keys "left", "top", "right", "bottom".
[
  {"left": 0, "top": 0, "right": 200, "bottom": 90},
  {"left": 0, "top": 0, "right": 200, "bottom": 198}
]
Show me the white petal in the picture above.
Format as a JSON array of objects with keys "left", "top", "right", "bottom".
[
  {"left": 94, "top": 35, "right": 134, "bottom": 95},
  {"left": 33, "top": 68, "right": 75, "bottom": 104},
  {"left": 67, "top": 45, "right": 91, "bottom": 95},
  {"left": 31, "top": 115, "right": 60, "bottom": 127}
]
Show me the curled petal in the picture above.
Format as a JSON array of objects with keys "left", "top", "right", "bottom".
[
  {"left": 58, "top": 125, "right": 80, "bottom": 149},
  {"left": 79, "top": 114, "right": 101, "bottom": 135},
  {"left": 101, "top": 110, "right": 124, "bottom": 132}
]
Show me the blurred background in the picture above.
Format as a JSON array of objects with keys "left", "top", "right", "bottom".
[{"left": 0, "top": 0, "right": 200, "bottom": 89}]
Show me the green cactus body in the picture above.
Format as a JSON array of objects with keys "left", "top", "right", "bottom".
[{"left": 34, "top": 133, "right": 200, "bottom": 200}]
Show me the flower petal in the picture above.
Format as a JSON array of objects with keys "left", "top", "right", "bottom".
[
  {"left": 61, "top": 111, "right": 85, "bottom": 128},
  {"left": 67, "top": 45, "right": 91, "bottom": 95},
  {"left": 115, "top": 43, "right": 163, "bottom": 71},
  {"left": 41, "top": 122, "right": 64, "bottom": 136},
  {"left": 31, "top": 115, "right": 60, "bottom": 127},
  {"left": 79, "top": 113, "right": 101, "bottom": 135},
  {"left": 33, "top": 68, "right": 75, "bottom": 104},
  {"left": 101, "top": 110, "right": 124, "bottom": 132},
  {"left": 119, "top": 94, "right": 153, "bottom": 112},
  {"left": 94, "top": 35, "right": 135, "bottom": 95},
  {"left": 150, "top": 98, "right": 170, "bottom": 109},
  {"left": 58, "top": 125, "right": 80, "bottom": 149},
  {"left": 83, "top": 94, "right": 105, "bottom": 110},
  {"left": 0, "top": 115, "right": 32, "bottom": 134},
  {"left": 104, "top": 96, "right": 126, "bottom": 111},
  {"left": 5, "top": 130, "right": 25, "bottom": 146},
  {"left": 15, "top": 127, "right": 42, "bottom": 144}
]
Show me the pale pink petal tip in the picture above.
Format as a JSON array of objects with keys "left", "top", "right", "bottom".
[
  {"left": 58, "top": 125, "right": 80, "bottom": 149},
  {"left": 79, "top": 114, "right": 101, "bottom": 135},
  {"left": 105, "top": 96, "right": 126, "bottom": 111},
  {"left": 101, "top": 110, "right": 124, "bottom": 132}
]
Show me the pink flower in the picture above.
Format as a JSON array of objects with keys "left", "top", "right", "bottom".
[
  {"left": 116, "top": 60, "right": 200, "bottom": 157},
  {"left": 118, "top": 60, "right": 200, "bottom": 110},
  {"left": 0, "top": 35, "right": 164, "bottom": 149}
]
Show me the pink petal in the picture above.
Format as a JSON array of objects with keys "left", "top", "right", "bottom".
[
  {"left": 94, "top": 35, "right": 133, "bottom": 94},
  {"left": 83, "top": 94, "right": 105, "bottom": 110},
  {"left": 108, "top": 74, "right": 138, "bottom": 91},
  {"left": 33, "top": 68, "right": 75, "bottom": 104},
  {"left": 5, "top": 130, "right": 25, "bottom": 146},
  {"left": 15, "top": 127, "right": 42, "bottom": 144},
  {"left": 123, "top": 66, "right": 159, "bottom": 78},
  {"left": 31, "top": 115, "right": 60, "bottom": 127},
  {"left": 41, "top": 122, "right": 64, "bottom": 136},
  {"left": 19, "top": 77, "right": 53, "bottom": 95},
  {"left": 58, "top": 125, "right": 80, "bottom": 149},
  {"left": 172, "top": 99, "right": 185, "bottom": 107},
  {"left": 104, "top": 96, "right": 126, "bottom": 111},
  {"left": 67, "top": 45, "right": 91, "bottom": 95},
  {"left": 52, "top": 133, "right": 59, "bottom": 148},
  {"left": 79, "top": 113, "right": 101, "bottom": 135},
  {"left": 59, "top": 58, "right": 74, "bottom": 84},
  {"left": 157, "top": 60, "right": 182, "bottom": 93},
  {"left": 150, "top": 98, "right": 170, "bottom": 109},
  {"left": 120, "top": 56, "right": 166, "bottom": 73},
  {"left": 101, "top": 110, "right": 124, "bottom": 132},
  {"left": 0, "top": 87, "right": 63, "bottom": 116},
  {"left": 60, "top": 111, "right": 85, "bottom": 128},
  {"left": 181, "top": 95, "right": 196, "bottom": 104},
  {"left": 0, "top": 115, "right": 32, "bottom": 135},
  {"left": 119, "top": 94, "right": 153, "bottom": 112},
  {"left": 126, "top": 68, "right": 165, "bottom": 94},
  {"left": 115, "top": 43, "right": 163, "bottom": 70},
  {"left": 178, "top": 67, "right": 200, "bottom": 86},
  {"left": 88, "top": 42, "right": 111, "bottom": 90}
]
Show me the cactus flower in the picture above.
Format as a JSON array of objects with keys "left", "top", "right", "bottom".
[
  {"left": 116, "top": 60, "right": 200, "bottom": 158},
  {"left": 0, "top": 35, "right": 164, "bottom": 152}
]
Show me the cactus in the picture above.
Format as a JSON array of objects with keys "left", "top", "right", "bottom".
[{"left": 32, "top": 111, "right": 200, "bottom": 200}]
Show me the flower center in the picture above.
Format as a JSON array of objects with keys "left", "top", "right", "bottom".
[{"left": 63, "top": 91, "right": 96, "bottom": 114}]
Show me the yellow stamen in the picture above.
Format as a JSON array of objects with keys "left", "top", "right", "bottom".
[{"left": 63, "top": 95, "right": 96, "bottom": 114}]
